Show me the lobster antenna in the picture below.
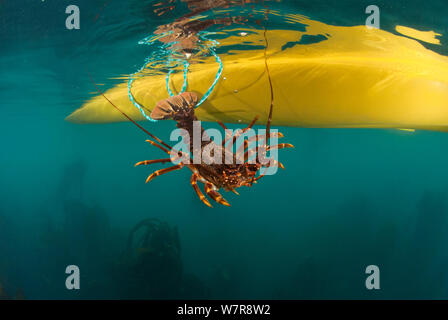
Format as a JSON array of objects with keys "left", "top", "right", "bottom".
[
  {"left": 86, "top": 70, "right": 173, "bottom": 151},
  {"left": 261, "top": 6, "right": 274, "bottom": 149},
  {"left": 254, "top": 3, "right": 274, "bottom": 166}
]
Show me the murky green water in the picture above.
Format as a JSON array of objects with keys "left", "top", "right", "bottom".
[{"left": 1, "top": 0, "right": 448, "bottom": 299}]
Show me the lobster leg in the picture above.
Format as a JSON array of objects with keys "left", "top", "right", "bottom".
[
  {"left": 269, "top": 159, "right": 285, "bottom": 169},
  {"left": 204, "top": 182, "right": 231, "bottom": 207},
  {"left": 267, "top": 143, "right": 295, "bottom": 151},
  {"left": 145, "top": 139, "right": 191, "bottom": 163},
  {"left": 253, "top": 159, "right": 284, "bottom": 182},
  {"left": 135, "top": 158, "right": 172, "bottom": 167},
  {"left": 243, "top": 148, "right": 287, "bottom": 166},
  {"left": 236, "top": 131, "right": 283, "bottom": 163},
  {"left": 223, "top": 115, "right": 259, "bottom": 147},
  {"left": 145, "top": 139, "right": 171, "bottom": 154},
  {"left": 246, "top": 115, "right": 259, "bottom": 130},
  {"left": 217, "top": 121, "right": 227, "bottom": 130},
  {"left": 219, "top": 120, "right": 234, "bottom": 149},
  {"left": 231, "top": 189, "right": 240, "bottom": 195},
  {"left": 191, "top": 173, "right": 212, "bottom": 208},
  {"left": 145, "top": 164, "right": 183, "bottom": 183}
]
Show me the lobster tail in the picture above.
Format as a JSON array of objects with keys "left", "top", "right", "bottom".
[{"left": 151, "top": 92, "right": 198, "bottom": 120}]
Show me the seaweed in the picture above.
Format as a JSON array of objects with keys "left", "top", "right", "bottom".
[{"left": 115, "top": 218, "right": 209, "bottom": 299}]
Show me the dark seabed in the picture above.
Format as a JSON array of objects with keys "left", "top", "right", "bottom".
[{"left": 1, "top": 0, "right": 448, "bottom": 299}]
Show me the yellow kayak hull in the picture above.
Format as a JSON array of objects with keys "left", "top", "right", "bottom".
[{"left": 67, "top": 17, "right": 448, "bottom": 131}]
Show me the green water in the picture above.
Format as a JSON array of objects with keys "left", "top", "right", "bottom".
[{"left": 1, "top": 0, "right": 448, "bottom": 299}]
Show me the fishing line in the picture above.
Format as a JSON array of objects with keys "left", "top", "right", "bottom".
[
  {"left": 166, "top": 59, "right": 190, "bottom": 97},
  {"left": 196, "top": 33, "right": 223, "bottom": 107},
  {"left": 128, "top": 29, "right": 223, "bottom": 120},
  {"left": 128, "top": 57, "right": 158, "bottom": 122},
  {"left": 165, "top": 32, "right": 223, "bottom": 106}
]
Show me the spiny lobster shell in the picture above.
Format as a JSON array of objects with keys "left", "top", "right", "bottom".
[{"left": 150, "top": 92, "right": 198, "bottom": 120}]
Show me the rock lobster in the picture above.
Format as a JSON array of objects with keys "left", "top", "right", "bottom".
[
  {"left": 136, "top": 91, "right": 293, "bottom": 207},
  {"left": 90, "top": 78, "right": 293, "bottom": 207},
  {"left": 88, "top": 10, "right": 293, "bottom": 207}
]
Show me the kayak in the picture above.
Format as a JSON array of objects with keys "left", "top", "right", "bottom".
[{"left": 67, "top": 16, "right": 448, "bottom": 132}]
